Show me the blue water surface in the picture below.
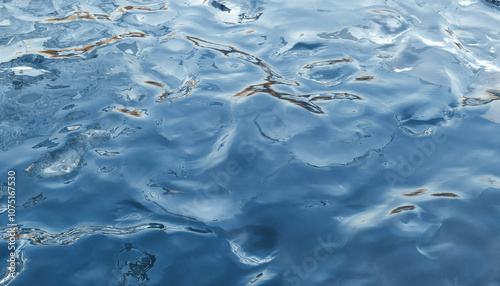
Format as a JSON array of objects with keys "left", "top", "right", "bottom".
[{"left": 1, "top": 0, "right": 500, "bottom": 285}]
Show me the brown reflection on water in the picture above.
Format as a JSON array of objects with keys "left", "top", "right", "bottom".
[
  {"left": 39, "top": 32, "right": 147, "bottom": 58},
  {"left": 301, "top": 58, "right": 352, "bottom": 70},
  {"left": 233, "top": 81, "right": 361, "bottom": 114},
  {"left": 354, "top": 76, "right": 374, "bottom": 82},
  {"left": 45, "top": 11, "right": 110, "bottom": 22},
  {"left": 157, "top": 77, "right": 199, "bottom": 102},
  {"left": 119, "top": 4, "right": 168, "bottom": 12},
  {"left": 44, "top": 4, "right": 167, "bottom": 22},
  {"left": 390, "top": 205, "right": 416, "bottom": 215},
  {"left": 144, "top": 81, "right": 165, "bottom": 88},
  {"left": 403, "top": 188, "right": 427, "bottom": 197},
  {"left": 114, "top": 108, "right": 144, "bottom": 117},
  {"left": 462, "top": 89, "right": 500, "bottom": 106},
  {"left": 186, "top": 36, "right": 363, "bottom": 114},
  {"left": 185, "top": 36, "right": 298, "bottom": 86},
  {"left": 431, "top": 192, "right": 459, "bottom": 198}
]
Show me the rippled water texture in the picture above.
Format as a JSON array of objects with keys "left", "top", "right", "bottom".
[{"left": 1, "top": 0, "right": 500, "bottom": 285}]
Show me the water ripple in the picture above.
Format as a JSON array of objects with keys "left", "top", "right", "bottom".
[{"left": 2, "top": 0, "right": 500, "bottom": 285}]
